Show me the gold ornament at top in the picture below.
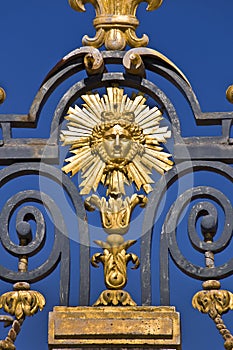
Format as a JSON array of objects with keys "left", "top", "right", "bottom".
[{"left": 69, "top": 0, "right": 163, "bottom": 50}]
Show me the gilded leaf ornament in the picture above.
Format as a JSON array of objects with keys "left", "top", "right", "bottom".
[
  {"left": 192, "top": 289, "right": 233, "bottom": 315},
  {"left": 91, "top": 238, "right": 139, "bottom": 305},
  {"left": 192, "top": 281, "right": 233, "bottom": 350},
  {"left": 60, "top": 87, "right": 173, "bottom": 198},
  {"left": 0, "top": 283, "right": 45, "bottom": 320}
]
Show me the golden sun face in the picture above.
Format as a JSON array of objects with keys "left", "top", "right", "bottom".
[{"left": 60, "top": 87, "right": 173, "bottom": 196}]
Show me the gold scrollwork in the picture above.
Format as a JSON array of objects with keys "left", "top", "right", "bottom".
[
  {"left": 0, "top": 282, "right": 45, "bottom": 350},
  {"left": 192, "top": 289, "right": 233, "bottom": 316},
  {"left": 192, "top": 280, "right": 233, "bottom": 316},
  {"left": 226, "top": 85, "right": 233, "bottom": 104}
]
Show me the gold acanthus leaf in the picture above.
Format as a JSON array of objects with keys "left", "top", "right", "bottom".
[
  {"left": 0, "top": 290, "right": 45, "bottom": 320},
  {"left": 192, "top": 289, "right": 233, "bottom": 315}
]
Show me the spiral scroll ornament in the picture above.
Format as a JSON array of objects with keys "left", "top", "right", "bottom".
[
  {"left": 162, "top": 186, "right": 233, "bottom": 281},
  {"left": 162, "top": 185, "right": 233, "bottom": 350}
]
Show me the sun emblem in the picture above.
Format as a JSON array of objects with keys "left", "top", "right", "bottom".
[{"left": 60, "top": 87, "right": 173, "bottom": 197}]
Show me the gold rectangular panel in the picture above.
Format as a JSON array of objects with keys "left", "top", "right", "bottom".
[{"left": 48, "top": 306, "right": 181, "bottom": 349}]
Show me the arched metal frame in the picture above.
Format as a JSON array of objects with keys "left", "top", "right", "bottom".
[{"left": 0, "top": 47, "right": 233, "bottom": 308}]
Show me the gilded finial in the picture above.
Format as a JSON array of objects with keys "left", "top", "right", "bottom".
[
  {"left": 226, "top": 85, "right": 233, "bottom": 104},
  {"left": 68, "top": 0, "right": 163, "bottom": 50},
  {"left": 0, "top": 87, "right": 6, "bottom": 104}
]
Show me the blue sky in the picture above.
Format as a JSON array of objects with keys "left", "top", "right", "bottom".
[{"left": 0, "top": 1, "right": 233, "bottom": 349}]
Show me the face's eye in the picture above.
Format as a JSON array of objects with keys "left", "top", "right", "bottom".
[
  {"left": 104, "top": 134, "right": 115, "bottom": 141},
  {"left": 119, "top": 136, "right": 131, "bottom": 142}
]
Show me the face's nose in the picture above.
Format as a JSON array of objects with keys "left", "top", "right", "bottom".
[{"left": 114, "top": 133, "right": 121, "bottom": 151}]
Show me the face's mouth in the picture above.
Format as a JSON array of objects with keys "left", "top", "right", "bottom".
[
  {"left": 113, "top": 150, "right": 122, "bottom": 156},
  {"left": 107, "top": 157, "right": 128, "bottom": 165}
]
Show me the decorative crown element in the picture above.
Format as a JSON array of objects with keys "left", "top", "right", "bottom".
[
  {"left": 101, "top": 111, "right": 135, "bottom": 123},
  {"left": 69, "top": 0, "right": 163, "bottom": 50}
]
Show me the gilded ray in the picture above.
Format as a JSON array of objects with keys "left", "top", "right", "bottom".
[
  {"left": 65, "top": 147, "right": 90, "bottom": 161},
  {"left": 129, "top": 95, "right": 146, "bottom": 112},
  {"left": 66, "top": 107, "right": 96, "bottom": 128},
  {"left": 82, "top": 157, "right": 101, "bottom": 179},
  {"left": 80, "top": 161, "right": 105, "bottom": 193},
  {"left": 120, "top": 94, "right": 127, "bottom": 113},
  {"left": 82, "top": 106, "right": 100, "bottom": 124},
  {"left": 144, "top": 148, "right": 173, "bottom": 166},
  {"left": 74, "top": 104, "right": 98, "bottom": 124},
  {"left": 80, "top": 158, "right": 104, "bottom": 194},
  {"left": 143, "top": 151, "right": 172, "bottom": 172},
  {"left": 67, "top": 122, "right": 93, "bottom": 133},
  {"left": 102, "top": 94, "right": 111, "bottom": 111},
  {"left": 61, "top": 130, "right": 89, "bottom": 139},
  {"left": 127, "top": 163, "right": 145, "bottom": 191},
  {"left": 133, "top": 155, "right": 153, "bottom": 176},
  {"left": 70, "top": 137, "right": 90, "bottom": 149},
  {"left": 135, "top": 105, "right": 162, "bottom": 124},
  {"left": 65, "top": 117, "right": 95, "bottom": 130},
  {"left": 67, "top": 126, "right": 92, "bottom": 135},
  {"left": 139, "top": 114, "right": 162, "bottom": 129},
  {"left": 132, "top": 159, "right": 154, "bottom": 185},
  {"left": 134, "top": 104, "right": 148, "bottom": 118},
  {"left": 63, "top": 150, "right": 93, "bottom": 176},
  {"left": 60, "top": 135, "right": 79, "bottom": 145},
  {"left": 81, "top": 94, "right": 102, "bottom": 119},
  {"left": 140, "top": 155, "right": 165, "bottom": 175}
]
